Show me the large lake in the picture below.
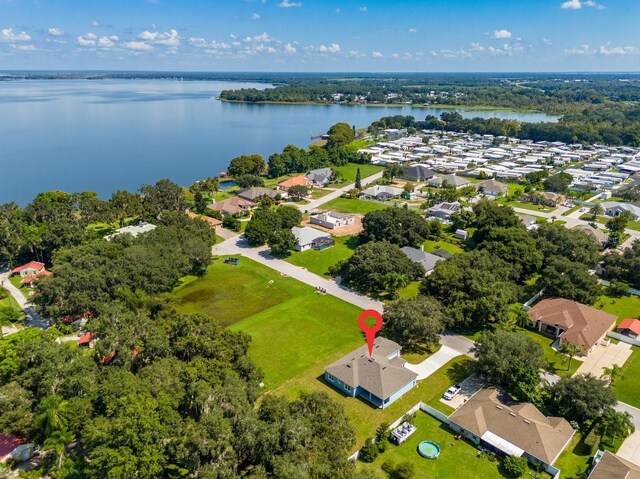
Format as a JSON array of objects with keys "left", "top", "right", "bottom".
[{"left": 0, "top": 79, "right": 556, "bottom": 204}]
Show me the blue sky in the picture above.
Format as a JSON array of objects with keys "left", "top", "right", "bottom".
[{"left": 1, "top": 0, "right": 639, "bottom": 71}]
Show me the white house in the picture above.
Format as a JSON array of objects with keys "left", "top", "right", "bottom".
[
  {"left": 309, "top": 211, "right": 355, "bottom": 229},
  {"left": 291, "top": 226, "right": 333, "bottom": 252},
  {"left": 362, "top": 185, "right": 403, "bottom": 199},
  {"left": 105, "top": 222, "right": 157, "bottom": 241},
  {"left": 601, "top": 201, "right": 640, "bottom": 221}
]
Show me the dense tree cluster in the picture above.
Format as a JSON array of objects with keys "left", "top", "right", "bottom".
[
  {"left": 244, "top": 205, "right": 302, "bottom": 256},
  {"left": 536, "top": 255, "right": 602, "bottom": 305},
  {"left": 601, "top": 240, "right": 640, "bottom": 289},
  {"left": 545, "top": 375, "right": 617, "bottom": 426},
  {"left": 360, "top": 208, "right": 438, "bottom": 248},
  {"left": 381, "top": 297, "right": 444, "bottom": 352},
  {"left": 266, "top": 143, "right": 369, "bottom": 179},
  {"left": 227, "top": 154, "right": 266, "bottom": 177},
  {"left": 533, "top": 223, "right": 601, "bottom": 267}
]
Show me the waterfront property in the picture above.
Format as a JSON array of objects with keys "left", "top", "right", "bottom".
[
  {"left": 306, "top": 167, "right": 334, "bottom": 187},
  {"left": 104, "top": 221, "right": 157, "bottom": 241},
  {"left": 528, "top": 298, "right": 617, "bottom": 356},
  {"left": 277, "top": 175, "right": 311, "bottom": 191},
  {"left": 448, "top": 387, "right": 575, "bottom": 475},
  {"left": 236, "top": 187, "right": 279, "bottom": 202},
  {"left": 324, "top": 337, "right": 418, "bottom": 409},
  {"left": 207, "top": 197, "right": 256, "bottom": 216}
]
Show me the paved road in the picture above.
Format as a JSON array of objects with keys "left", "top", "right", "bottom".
[
  {"left": 440, "top": 331, "right": 475, "bottom": 357},
  {"left": 213, "top": 236, "right": 384, "bottom": 311},
  {"left": 0, "top": 271, "right": 50, "bottom": 329},
  {"left": 615, "top": 401, "right": 640, "bottom": 465},
  {"left": 298, "top": 172, "right": 384, "bottom": 212}
]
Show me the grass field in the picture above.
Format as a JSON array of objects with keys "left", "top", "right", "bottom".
[
  {"left": 503, "top": 200, "right": 555, "bottom": 213},
  {"left": 333, "top": 163, "right": 384, "bottom": 186},
  {"left": 321, "top": 197, "right": 390, "bottom": 214},
  {"left": 554, "top": 433, "right": 592, "bottom": 479},
  {"left": 423, "top": 239, "right": 464, "bottom": 254},
  {"left": 521, "top": 329, "right": 580, "bottom": 377},
  {"left": 614, "top": 346, "right": 640, "bottom": 408},
  {"left": 359, "top": 411, "right": 509, "bottom": 479},
  {"left": 595, "top": 295, "right": 640, "bottom": 323},
  {"left": 285, "top": 236, "right": 360, "bottom": 277},
  {"left": 171, "top": 257, "right": 362, "bottom": 389}
]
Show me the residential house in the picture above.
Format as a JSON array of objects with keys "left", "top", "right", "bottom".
[
  {"left": 207, "top": 197, "right": 256, "bottom": 216},
  {"left": 428, "top": 174, "right": 472, "bottom": 189},
  {"left": 236, "top": 187, "right": 278, "bottom": 202},
  {"left": 0, "top": 433, "right": 33, "bottom": 463},
  {"left": 587, "top": 450, "right": 640, "bottom": 479},
  {"left": 616, "top": 318, "right": 640, "bottom": 340},
  {"left": 427, "top": 201, "right": 461, "bottom": 220},
  {"left": 11, "top": 261, "right": 46, "bottom": 278},
  {"left": 522, "top": 192, "right": 566, "bottom": 207},
  {"left": 309, "top": 211, "right": 355, "bottom": 229},
  {"left": 361, "top": 185, "right": 403, "bottom": 199},
  {"left": 518, "top": 214, "right": 538, "bottom": 230},
  {"left": 187, "top": 211, "right": 223, "bottom": 229},
  {"left": 291, "top": 226, "right": 333, "bottom": 252},
  {"left": 277, "top": 175, "right": 311, "bottom": 191},
  {"left": 78, "top": 332, "right": 94, "bottom": 348},
  {"left": 454, "top": 229, "right": 468, "bottom": 240},
  {"left": 400, "top": 246, "right": 444, "bottom": 275},
  {"left": 448, "top": 388, "right": 575, "bottom": 475},
  {"left": 572, "top": 224, "right": 609, "bottom": 248},
  {"left": 479, "top": 179, "right": 509, "bottom": 197},
  {"left": 306, "top": 168, "right": 334, "bottom": 187},
  {"left": 601, "top": 201, "right": 640, "bottom": 221},
  {"left": 528, "top": 298, "right": 617, "bottom": 356},
  {"left": 381, "top": 128, "right": 407, "bottom": 139},
  {"left": 324, "top": 337, "right": 418, "bottom": 409},
  {"left": 20, "top": 270, "right": 52, "bottom": 287},
  {"left": 401, "top": 164, "right": 437, "bottom": 182},
  {"left": 104, "top": 221, "right": 157, "bottom": 241}
]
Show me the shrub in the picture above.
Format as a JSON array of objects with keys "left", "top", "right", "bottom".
[
  {"left": 391, "top": 461, "right": 415, "bottom": 479},
  {"left": 502, "top": 456, "right": 528, "bottom": 478},
  {"left": 358, "top": 438, "right": 379, "bottom": 463},
  {"left": 222, "top": 215, "right": 241, "bottom": 232}
]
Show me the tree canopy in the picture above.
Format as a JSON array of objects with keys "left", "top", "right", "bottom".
[
  {"left": 381, "top": 297, "right": 444, "bottom": 352},
  {"left": 536, "top": 255, "right": 602, "bottom": 305},
  {"left": 360, "top": 208, "right": 436, "bottom": 248}
]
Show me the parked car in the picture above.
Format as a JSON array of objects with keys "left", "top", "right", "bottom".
[{"left": 443, "top": 385, "right": 461, "bottom": 400}]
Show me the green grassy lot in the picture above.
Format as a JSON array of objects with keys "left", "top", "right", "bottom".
[
  {"left": 359, "top": 411, "right": 509, "bottom": 479},
  {"left": 561, "top": 205, "right": 583, "bottom": 217},
  {"left": 398, "top": 281, "right": 420, "bottom": 299},
  {"left": 333, "top": 163, "right": 384, "bottom": 186},
  {"left": 521, "top": 329, "right": 580, "bottom": 377},
  {"left": 285, "top": 236, "right": 360, "bottom": 277},
  {"left": 595, "top": 295, "right": 640, "bottom": 323},
  {"left": 422, "top": 239, "right": 464, "bottom": 255},
  {"left": 614, "top": 346, "right": 640, "bottom": 408},
  {"left": 321, "top": 197, "right": 390, "bottom": 214},
  {"left": 309, "top": 188, "right": 334, "bottom": 199},
  {"left": 87, "top": 221, "right": 117, "bottom": 236},
  {"left": 554, "top": 433, "right": 593, "bottom": 479},
  {"left": 274, "top": 354, "right": 474, "bottom": 448},
  {"left": 9, "top": 277, "right": 23, "bottom": 289},
  {"left": 503, "top": 200, "right": 555, "bottom": 213},
  {"left": 172, "top": 257, "right": 363, "bottom": 389}
]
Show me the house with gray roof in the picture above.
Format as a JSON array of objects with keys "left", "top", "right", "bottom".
[
  {"left": 306, "top": 167, "right": 334, "bottom": 187},
  {"left": 236, "top": 187, "right": 278, "bottom": 202},
  {"left": 362, "top": 185, "right": 404, "bottom": 199},
  {"left": 427, "top": 201, "right": 461, "bottom": 220},
  {"left": 428, "top": 174, "right": 473, "bottom": 189},
  {"left": 402, "top": 164, "right": 437, "bottom": 182},
  {"left": 601, "top": 201, "right": 640, "bottom": 221},
  {"left": 324, "top": 337, "right": 418, "bottom": 409},
  {"left": 291, "top": 226, "right": 333, "bottom": 252},
  {"left": 401, "top": 246, "right": 444, "bottom": 275},
  {"left": 479, "top": 179, "right": 508, "bottom": 197}
]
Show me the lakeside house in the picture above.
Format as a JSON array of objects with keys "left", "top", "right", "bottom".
[
  {"left": 324, "top": 337, "right": 418, "bottom": 409},
  {"left": 291, "top": 226, "right": 333, "bottom": 252},
  {"left": 448, "top": 387, "right": 575, "bottom": 475},
  {"left": 187, "top": 211, "right": 223, "bottom": 228},
  {"left": 400, "top": 246, "right": 444, "bottom": 275},
  {"left": 236, "top": 187, "right": 279, "bottom": 202},
  {"left": 528, "top": 298, "right": 617, "bottom": 356},
  {"left": 277, "top": 175, "right": 311, "bottom": 191},
  {"left": 207, "top": 197, "right": 256, "bottom": 216},
  {"left": 309, "top": 211, "right": 355, "bottom": 230},
  {"left": 306, "top": 168, "right": 334, "bottom": 187},
  {"left": 105, "top": 221, "right": 157, "bottom": 241},
  {"left": 587, "top": 450, "right": 640, "bottom": 479}
]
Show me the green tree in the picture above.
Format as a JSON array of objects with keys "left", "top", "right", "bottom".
[
  {"left": 35, "top": 395, "right": 72, "bottom": 438},
  {"left": 478, "top": 226, "right": 543, "bottom": 281},
  {"left": 277, "top": 206, "right": 303, "bottom": 229},
  {"left": 268, "top": 229, "right": 297, "bottom": 257},
  {"left": 358, "top": 438, "right": 378, "bottom": 463},
  {"left": 536, "top": 255, "right": 602, "bottom": 304},
  {"left": 287, "top": 185, "right": 310, "bottom": 200},
  {"left": 235, "top": 174, "right": 265, "bottom": 189},
  {"left": 326, "top": 122, "right": 355, "bottom": 150},
  {"left": 533, "top": 222, "right": 601, "bottom": 267},
  {"left": 391, "top": 461, "right": 416, "bottom": 479},
  {"left": 561, "top": 342, "right": 581, "bottom": 371},
  {"left": 601, "top": 364, "right": 624, "bottom": 386},
  {"left": 608, "top": 210, "right": 634, "bottom": 234},
  {"left": 383, "top": 164, "right": 405, "bottom": 181},
  {"left": 382, "top": 297, "right": 444, "bottom": 352},
  {"left": 227, "top": 154, "right": 265, "bottom": 177},
  {"left": 43, "top": 429, "right": 75, "bottom": 470},
  {"left": 355, "top": 167, "right": 362, "bottom": 190},
  {"left": 590, "top": 203, "right": 604, "bottom": 220},
  {"left": 244, "top": 219, "right": 273, "bottom": 245},
  {"left": 546, "top": 374, "right": 616, "bottom": 424},
  {"left": 502, "top": 456, "right": 528, "bottom": 478},
  {"left": 361, "top": 208, "right": 433, "bottom": 247},
  {"left": 543, "top": 172, "right": 573, "bottom": 193},
  {"left": 193, "top": 191, "right": 208, "bottom": 214},
  {"left": 139, "top": 179, "right": 186, "bottom": 217}
]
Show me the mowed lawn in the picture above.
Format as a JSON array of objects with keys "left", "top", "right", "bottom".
[
  {"left": 359, "top": 411, "right": 508, "bottom": 479},
  {"left": 595, "top": 294, "right": 640, "bottom": 323},
  {"left": 172, "top": 257, "right": 363, "bottom": 389},
  {"left": 614, "top": 346, "right": 640, "bottom": 408},
  {"left": 521, "top": 329, "right": 580, "bottom": 377},
  {"left": 321, "top": 197, "right": 390, "bottom": 215},
  {"left": 334, "top": 163, "right": 384, "bottom": 185},
  {"left": 285, "top": 236, "right": 360, "bottom": 276},
  {"left": 273, "top": 354, "right": 474, "bottom": 448}
]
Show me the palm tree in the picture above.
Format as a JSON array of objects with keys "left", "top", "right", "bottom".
[
  {"left": 590, "top": 203, "right": 604, "bottom": 220},
  {"left": 210, "top": 177, "right": 220, "bottom": 202},
  {"left": 560, "top": 343, "right": 581, "bottom": 371},
  {"left": 43, "top": 429, "right": 75, "bottom": 470},
  {"left": 381, "top": 273, "right": 409, "bottom": 299},
  {"left": 602, "top": 364, "right": 624, "bottom": 387},
  {"left": 35, "top": 396, "right": 72, "bottom": 438},
  {"left": 601, "top": 409, "right": 635, "bottom": 444}
]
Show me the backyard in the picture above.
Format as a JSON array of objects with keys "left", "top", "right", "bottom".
[
  {"left": 614, "top": 346, "right": 640, "bottom": 408},
  {"left": 333, "top": 163, "right": 384, "bottom": 186},
  {"left": 321, "top": 197, "right": 391, "bottom": 215},
  {"left": 594, "top": 294, "right": 640, "bottom": 323},
  {"left": 171, "top": 257, "right": 363, "bottom": 388},
  {"left": 285, "top": 235, "right": 360, "bottom": 277}
]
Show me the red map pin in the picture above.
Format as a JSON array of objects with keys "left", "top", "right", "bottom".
[{"left": 358, "top": 309, "right": 383, "bottom": 357}]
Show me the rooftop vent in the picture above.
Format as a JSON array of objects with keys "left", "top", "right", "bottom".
[
  {"left": 509, "top": 412, "right": 516, "bottom": 417},
  {"left": 496, "top": 406, "right": 503, "bottom": 410},
  {"left": 523, "top": 419, "right": 531, "bottom": 425}
]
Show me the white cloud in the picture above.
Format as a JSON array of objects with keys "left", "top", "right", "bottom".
[
  {"left": 371, "top": 51, "right": 383, "bottom": 58},
  {"left": 188, "top": 37, "right": 208, "bottom": 48},
  {"left": 431, "top": 41, "right": 524, "bottom": 59},
  {"left": 319, "top": 43, "right": 341, "bottom": 53},
  {"left": 565, "top": 43, "right": 638, "bottom": 55},
  {"left": 561, "top": 0, "right": 605, "bottom": 9},
  {"left": 252, "top": 13, "right": 261, "bottom": 20},
  {"left": 91, "top": 20, "right": 100, "bottom": 27},
  {"left": 77, "top": 32, "right": 98, "bottom": 46},
  {"left": 0, "top": 28, "right": 31, "bottom": 42},
  {"left": 491, "top": 29, "right": 511, "bottom": 39},
  {"left": 122, "top": 41, "right": 153, "bottom": 51},
  {"left": 348, "top": 50, "right": 365, "bottom": 58},
  {"left": 11, "top": 44, "right": 36, "bottom": 52},
  {"left": 284, "top": 42, "right": 296, "bottom": 54},
  {"left": 98, "top": 35, "right": 118, "bottom": 48},
  {"left": 244, "top": 32, "right": 272, "bottom": 43},
  {"left": 48, "top": 27, "right": 64, "bottom": 36},
  {"left": 137, "top": 29, "right": 180, "bottom": 47},
  {"left": 359, "top": 6, "right": 368, "bottom": 12},
  {"left": 278, "top": 0, "right": 302, "bottom": 7},
  {"left": 408, "top": 28, "right": 417, "bottom": 33},
  {"left": 542, "top": 38, "right": 552, "bottom": 45}
]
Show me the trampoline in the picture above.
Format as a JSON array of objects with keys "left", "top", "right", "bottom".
[{"left": 417, "top": 441, "right": 441, "bottom": 459}]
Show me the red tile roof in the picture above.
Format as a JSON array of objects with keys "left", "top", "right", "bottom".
[
  {"left": 78, "top": 333, "right": 93, "bottom": 346},
  {"left": 11, "top": 261, "right": 45, "bottom": 274},
  {"left": 278, "top": 175, "right": 310, "bottom": 189},
  {"left": 618, "top": 318, "right": 640, "bottom": 336},
  {"left": 0, "top": 433, "right": 24, "bottom": 461},
  {"left": 20, "top": 270, "right": 52, "bottom": 285}
]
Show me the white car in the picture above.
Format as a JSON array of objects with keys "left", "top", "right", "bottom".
[{"left": 443, "top": 385, "right": 461, "bottom": 400}]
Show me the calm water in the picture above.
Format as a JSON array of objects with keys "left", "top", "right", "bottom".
[{"left": 0, "top": 79, "right": 555, "bottom": 204}]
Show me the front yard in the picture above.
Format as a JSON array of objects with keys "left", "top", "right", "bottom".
[
  {"left": 321, "top": 197, "right": 391, "bottom": 215},
  {"left": 333, "top": 163, "right": 384, "bottom": 186},
  {"left": 285, "top": 235, "right": 360, "bottom": 277},
  {"left": 614, "top": 346, "right": 640, "bottom": 408},
  {"left": 521, "top": 329, "right": 580, "bottom": 377}
]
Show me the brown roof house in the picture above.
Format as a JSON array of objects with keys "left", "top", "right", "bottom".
[
  {"left": 448, "top": 388, "right": 575, "bottom": 475},
  {"left": 324, "top": 337, "right": 417, "bottom": 409},
  {"left": 528, "top": 298, "right": 617, "bottom": 356},
  {"left": 207, "top": 196, "right": 256, "bottom": 216},
  {"left": 587, "top": 450, "right": 640, "bottom": 479},
  {"left": 479, "top": 179, "right": 509, "bottom": 197},
  {"left": 522, "top": 191, "right": 566, "bottom": 207},
  {"left": 572, "top": 224, "right": 609, "bottom": 248}
]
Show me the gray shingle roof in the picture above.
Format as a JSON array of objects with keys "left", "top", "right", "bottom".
[{"left": 400, "top": 246, "right": 444, "bottom": 272}]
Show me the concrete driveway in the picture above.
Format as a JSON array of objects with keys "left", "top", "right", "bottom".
[
  {"left": 440, "top": 375, "right": 484, "bottom": 410},
  {"left": 404, "top": 345, "right": 462, "bottom": 381},
  {"left": 616, "top": 402, "right": 640, "bottom": 466},
  {"left": 575, "top": 342, "right": 633, "bottom": 378}
]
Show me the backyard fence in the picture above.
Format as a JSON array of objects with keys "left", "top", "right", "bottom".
[{"left": 607, "top": 331, "right": 640, "bottom": 347}]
